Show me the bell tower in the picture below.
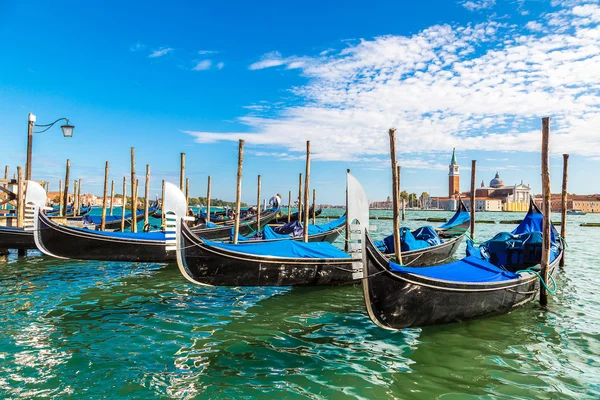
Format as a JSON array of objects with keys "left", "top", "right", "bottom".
[{"left": 448, "top": 148, "right": 460, "bottom": 197}]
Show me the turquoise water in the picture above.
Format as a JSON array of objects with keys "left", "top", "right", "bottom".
[{"left": 1, "top": 209, "right": 599, "bottom": 398}]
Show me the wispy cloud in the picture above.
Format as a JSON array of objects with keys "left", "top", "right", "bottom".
[
  {"left": 460, "top": 0, "right": 496, "bottom": 12},
  {"left": 193, "top": 60, "right": 212, "bottom": 71},
  {"left": 216, "top": 62, "right": 225, "bottom": 70},
  {"left": 198, "top": 50, "right": 219, "bottom": 55},
  {"left": 130, "top": 42, "right": 146, "bottom": 52},
  {"left": 187, "top": 1, "right": 600, "bottom": 163},
  {"left": 149, "top": 47, "right": 174, "bottom": 58}
]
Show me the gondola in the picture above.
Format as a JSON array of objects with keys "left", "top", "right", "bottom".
[
  {"left": 275, "top": 205, "right": 321, "bottom": 223},
  {"left": 189, "top": 208, "right": 279, "bottom": 241},
  {"left": 164, "top": 174, "right": 370, "bottom": 286},
  {"left": 373, "top": 202, "right": 469, "bottom": 266},
  {"left": 232, "top": 214, "right": 346, "bottom": 244},
  {"left": 25, "top": 181, "right": 174, "bottom": 262},
  {"left": 46, "top": 204, "right": 92, "bottom": 217},
  {"left": 436, "top": 199, "right": 470, "bottom": 238},
  {"left": 0, "top": 226, "right": 37, "bottom": 250},
  {"left": 361, "top": 199, "right": 563, "bottom": 330},
  {"left": 79, "top": 203, "right": 158, "bottom": 231}
]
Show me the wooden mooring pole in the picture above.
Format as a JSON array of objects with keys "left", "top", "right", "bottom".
[
  {"left": 2, "top": 166, "right": 7, "bottom": 210},
  {"left": 58, "top": 180, "right": 63, "bottom": 217},
  {"left": 73, "top": 179, "right": 79, "bottom": 216},
  {"left": 470, "top": 160, "right": 477, "bottom": 239},
  {"left": 312, "top": 189, "right": 316, "bottom": 225},
  {"left": 206, "top": 176, "right": 211, "bottom": 225},
  {"left": 303, "top": 141, "right": 311, "bottom": 243},
  {"left": 185, "top": 178, "right": 190, "bottom": 210},
  {"left": 62, "top": 159, "right": 70, "bottom": 216},
  {"left": 256, "top": 175, "right": 262, "bottom": 232},
  {"left": 233, "top": 140, "right": 244, "bottom": 244},
  {"left": 121, "top": 177, "right": 126, "bottom": 232},
  {"left": 298, "top": 173, "right": 303, "bottom": 223},
  {"left": 287, "top": 190, "right": 292, "bottom": 223},
  {"left": 130, "top": 148, "right": 137, "bottom": 233},
  {"left": 144, "top": 164, "right": 150, "bottom": 226},
  {"left": 540, "top": 117, "right": 551, "bottom": 306},
  {"left": 560, "top": 154, "right": 569, "bottom": 267},
  {"left": 180, "top": 153, "right": 185, "bottom": 192},
  {"left": 388, "top": 128, "right": 402, "bottom": 265},
  {"left": 101, "top": 161, "right": 109, "bottom": 231},
  {"left": 77, "top": 179, "right": 82, "bottom": 214},
  {"left": 110, "top": 180, "right": 115, "bottom": 216},
  {"left": 17, "top": 166, "right": 24, "bottom": 228}
]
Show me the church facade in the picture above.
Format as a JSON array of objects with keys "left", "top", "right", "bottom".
[{"left": 436, "top": 150, "right": 531, "bottom": 212}]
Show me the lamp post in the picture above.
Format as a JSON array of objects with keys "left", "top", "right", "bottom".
[{"left": 26, "top": 113, "right": 74, "bottom": 180}]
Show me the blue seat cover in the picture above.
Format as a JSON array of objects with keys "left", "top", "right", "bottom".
[
  {"left": 68, "top": 226, "right": 166, "bottom": 241},
  {"left": 389, "top": 256, "right": 520, "bottom": 283},
  {"left": 438, "top": 210, "right": 471, "bottom": 230},
  {"left": 202, "top": 239, "right": 350, "bottom": 259}
]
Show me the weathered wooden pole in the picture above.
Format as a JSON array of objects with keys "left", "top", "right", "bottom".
[
  {"left": 17, "top": 166, "right": 24, "bottom": 228},
  {"left": 402, "top": 198, "right": 406, "bottom": 221},
  {"left": 206, "top": 176, "right": 211, "bottom": 225},
  {"left": 180, "top": 153, "right": 185, "bottom": 191},
  {"left": 109, "top": 180, "right": 115, "bottom": 216},
  {"left": 133, "top": 179, "right": 139, "bottom": 233},
  {"left": 26, "top": 113, "right": 34, "bottom": 180},
  {"left": 540, "top": 117, "right": 551, "bottom": 306},
  {"left": 130, "top": 147, "right": 137, "bottom": 232},
  {"left": 73, "top": 179, "right": 79, "bottom": 216},
  {"left": 62, "top": 159, "right": 70, "bottom": 216},
  {"left": 161, "top": 180, "right": 166, "bottom": 226},
  {"left": 298, "top": 173, "right": 303, "bottom": 223},
  {"left": 101, "top": 161, "right": 109, "bottom": 231},
  {"left": 303, "top": 141, "right": 311, "bottom": 243},
  {"left": 560, "top": 154, "right": 569, "bottom": 267},
  {"left": 144, "top": 164, "right": 150, "bottom": 226},
  {"left": 185, "top": 178, "right": 190, "bottom": 209},
  {"left": 256, "top": 175, "right": 262, "bottom": 232},
  {"left": 345, "top": 168, "right": 350, "bottom": 252},
  {"left": 312, "top": 189, "right": 316, "bottom": 224},
  {"left": 287, "top": 190, "right": 292, "bottom": 223},
  {"left": 233, "top": 140, "right": 244, "bottom": 244},
  {"left": 389, "top": 128, "right": 402, "bottom": 264},
  {"left": 470, "top": 160, "right": 477, "bottom": 239},
  {"left": 121, "top": 177, "right": 127, "bottom": 232},
  {"left": 77, "top": 178, "right": 82, "bottom": 214},
  {"left": 397, "top": 165, "right": 403, "bottom": 220},
  {"left": 58, "top": 180, "right": 63, "bottom": 217}
]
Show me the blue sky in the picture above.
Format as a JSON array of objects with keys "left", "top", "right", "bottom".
[{"left": 1, "top": 0, "right": 599, "bottom": 205}]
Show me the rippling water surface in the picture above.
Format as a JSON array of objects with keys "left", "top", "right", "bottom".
[{"left": 1, "top": 209, "right": 599, "bottom": 399}]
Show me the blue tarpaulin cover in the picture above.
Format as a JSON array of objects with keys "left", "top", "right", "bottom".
[
  {"left": 389, "top": 256, "right": 520, "bottom": 282},
  {"left": 378, "top": 226, "right": 442, "bottom": 253},
  {"left": 438, "top": 210, "right": 470, "bottom": 230},
  {"left": 202, "top": 238, "right": 351, "bottom": 259},
  {"left": 68, "top": 226, "right": 166, "bottom": 241},
  {"left": 234, "top": 215, "right": 346, "bottom": 242}
]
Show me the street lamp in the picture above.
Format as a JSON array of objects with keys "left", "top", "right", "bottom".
[{"left": 26, "top": 113, "right": 75, "bottom": 180}]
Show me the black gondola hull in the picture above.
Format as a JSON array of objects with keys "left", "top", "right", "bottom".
[
  {"left": 363, "top": 235, "right": 562, "bottom": 329},
  {"left": 36, "top": 212, "right": 173, "bottom": 262},
  {"left": 0, "top": 226, "right": 36, "bottom": 250},
  {"left": 191, "top": 209, "right": 278, "bottom": 240}
]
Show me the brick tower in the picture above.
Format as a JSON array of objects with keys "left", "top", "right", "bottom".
[{"left": 448, "top": 148, "right": 460, "bottom": 197}]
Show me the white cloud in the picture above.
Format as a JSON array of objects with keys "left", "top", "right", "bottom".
[
  {"left": 130, "top": 42, "right": 146, "bottom": 52},
  {"left": 525, "top": 21, "right": 544, "bottom": 31},
  {"left": 216, "top": 62, "right": 225, "bottom": 70},
  {"left": 187, "top": 2, "right": 600, "bottom": 162},
  {"left": 193, "top": 60, "right": 212, "bottom": 71},
  {"left": 149, "top": 47, "right": 173, "bottom": 58},
  {"left": 460, "top": 0, "right": 496, "bottom": 12},
  {"left": 198, "top": 50, "right": 219, "bottom": 55}
]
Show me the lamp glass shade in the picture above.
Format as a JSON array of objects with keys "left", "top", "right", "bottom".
[{"left": 61, "top": 124, "right": 74, "bottom": 137}]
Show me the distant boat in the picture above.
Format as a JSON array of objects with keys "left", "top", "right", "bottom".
[{"left": 567, "top": 209, "right": 587, "bottom": 215}]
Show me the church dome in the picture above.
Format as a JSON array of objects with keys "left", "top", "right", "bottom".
[{"left": 490, "top": 172, "right": 504, "bottom": 188}]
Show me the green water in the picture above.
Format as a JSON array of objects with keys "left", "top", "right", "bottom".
[{"left": 1, "top": 209, "right": 599, "bottom": 399}]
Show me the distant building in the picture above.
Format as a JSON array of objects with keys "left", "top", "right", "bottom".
[
  {"left": 534, "top": 194, "right": 600, "bottom": 213},
  {"left": 435, "top": 151, "right": 532, "bottom": 211}
]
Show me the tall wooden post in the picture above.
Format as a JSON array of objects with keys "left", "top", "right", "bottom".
[
  {"left": 77, "top": 178, "right": 82, "bottom": 214},
  {"left": 397, "top": 165, "right": 403, "bottom": 220},
  {"left": 73, "top": 179, "right": 79, "bottom": 216},
  {"left": 298, "top": 173, "right": 303, "bottom": 223},
  {"left": 26, "top": 113, "right": 34, "bottom": 180},
  {"left": 233, "top": 140, "right": 244, "bottom": 244},
  {"left": 144, "top": 164, "right": 150, "bottom": 225},
  {"left": 185, "top": 178, "right": 190, "bottom": 209},
  {"left": 287, "top": 190, "right": 292, "bottom": 223},
  {"left": 206, "top": 176, "right": 211, "bottom": 225},
  {"left": 133, "top": 179, "right": 139, "bottom": 233},
  {"left": 121, "top": 177, "right": 127, "bottom": 232},
  {"left": 402, "top": 198, "right": 406, "bottom": 221},
  {"left": 470, "top": 160, "right": 477, "bottom": 239},
  {"left": 540, "top": 117, "right": 551, "bottom": 306},
  {"left": 62, "top": 159, "right": 70, "bottom": 216},
  {"left": 560, "top": 154, "right": 569, "bottom": 267},
  {"left": 180, "top": 153, "right": 185, "bottom": 191},
  {"left": 389, "top": 128, "right": 402, "bottom": 265},
  {"left": 312, "top": 189, "right": 316, "bottom": 224},
  {"left": 130, "top": 148, "right": 137, "bottom": 232},
  {"left": 17, "top": 166, "right": 24, "bottom": 228},
  {"left": 345, "top": 168, "right": 350, "bottom": 252},
  {"left": 2, "top": 166, "right": 7, "bottom": 210},
  {"left": 109, "top": 180, "right": 115, "bottom": 216},
  {"left": 303, "top": 141, "right": 311, "bottom": 243},
  {"left": 58, "top": 180, "right": 63, "bottom": 217},
  {"left": 161, "top": 180, "right": 166, "bottom": 226},
  {"left": 256, "top": 175, "right": 262, "bottom": 232},
  {"left": 101, "top": 161, "right": 109, "bottom": 231}
]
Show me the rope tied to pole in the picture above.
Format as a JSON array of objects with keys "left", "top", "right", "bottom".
[{"left": 516, "top": 268, "right": 557, "bottom": 295}]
